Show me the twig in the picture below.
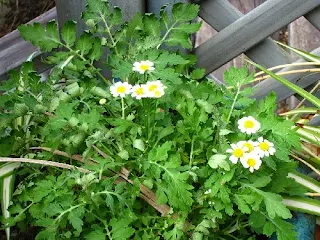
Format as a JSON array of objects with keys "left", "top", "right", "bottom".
[
  {"left": 305, "top": 192, "right": 320, "bottom": 197},
  {"left": 254, "top": 62, "right": 320, "bottom": 77},
  {"left": 294, "top": 81, "right": 320, "bottom": 109},
  {"left": 0, "top": 157, "right": 90, "bottom": 173},
  {"left": 32, "top": 146, "right": 171, "bottom": 216},
  {"left": 253, "top": 69, "right": 320, "bottom": 82},
  {"left": 290, "top": 153, "right": 320, "bottom": 177}
]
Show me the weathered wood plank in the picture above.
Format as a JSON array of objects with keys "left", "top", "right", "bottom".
[
  {"left": 197, "top": 0, "right": 291, "bottom": 80},
  {"left": 305, "top": 5, "right": 320, "bottom": 30},
  {"left": 55, "top": 0, "right": 86, "bottom": 35},
  {"left": 109, "top": 0, "right": 145, "bottom": 20},
  {"left": 0, "top": 7, "right": 56, "bottom": 81},
  {"left": 195, "top": 0, "right": 320, "bottom": 74},
  {"left": 147, "top": 0, "right": 188, "bottom": 13},
  {"left": 253, "top": 47, "right": 320, "bottom": 102},
  {"left": 55, "top": 0, "right": 145, "bottom": 33}
]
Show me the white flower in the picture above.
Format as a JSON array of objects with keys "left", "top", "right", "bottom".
[
  {"left": 226, "top": 142, "right": 248, "bottom": 164},
  {"left": 238, "top": 116, "right": 261, "bottom": 134},
  {"left": 204, "top": 189, "right": 212, "bottom": 195},
  {"left": 99, "top": 98, "right": 107, "bottom": 105},
  {"left": 132, "top": 60, "right": 155, "bottom": 74},
  {"left": 131, "top": 84, "right": 148, "bottom": 99},
  {"left": 240, "top": 153, "right": 262, "bottom": 173},
  {"left": 239, "top": 140, "right": 258, "bottom": 153},
  {"left": 145, "top": 80, "right": 166, "bottom": 98},
  {"left": 256, "top": 137, "right": 276, "bottom": 157},
  {"left": 110, "top": 82, "right": 132, "bottom": 98}
]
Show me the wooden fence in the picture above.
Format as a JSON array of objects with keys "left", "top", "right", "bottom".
[{"left": 0, "top": 0, "right": 319, "bottom": 112}]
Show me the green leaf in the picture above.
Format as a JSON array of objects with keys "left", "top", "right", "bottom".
[
  {"left": 153, "top": 68, "right": 181, "bottom": 84},
  {"left": 85, "top": 229, "right": 106, "bottom": 240},
  {"left": 166, "top": 31, "right": 192, "bottom": 49},
  {"left": 0, "top": 174, "right": 16, "bottom": 239},
  {"left": 259, "top": 191, "right": 291, "bottom": 219},
  {"left": 18, "top": 22, "right": 60, "bottom": 52},
  {"left": 143, "top": 14, "right": 161, "bottom": 37},
  {"left": 148, "top": 141, "right": 172, "bottom": 162},
  {"left": 68, "top": 207, "right": 85, "bottom": 233},
  {"left": 235, "top": 194, "right": 251, "bottom": 214},
  {"left": 110, "top": 7, "right": 122, "bottom": 25},
  {"left": 174, "top": 22, "right": 202, "bottom": 34},
  {"left": 88, "top": 37, "right": 103, "bottom": 62},
  {"left": 283, "top": 196, "right": 320, "bottom": 216},
  {"left": 250, "top": 176, "right": 272, "bottom": 188},
  {"left": 208, "top": 154, "right": 230, "bottom": 171},
  {"left": 155, "top": 52, "right": 189, "bottom": 66},
  {"left": 109, "top": 217, "right": 135, "bottom": 240},
  {"left": 172, "top": 3, "right": 200, "bottom": 22},
  {"left": 61, "top": 21, "right": 77, "bottom": 47},
  {"left": 248, "top": 60, "right": 320, "bottom": 108},
  {"left": 190, "top": 68, "right": 205, "bottom": 80},
  {"left": 76, "top": 33, "right": 93, "bottom": 56},
  {"left": 133, "top": 139, "right": 145, "bottom": 152},
  {"left": 276, "top": 41, "right": 320, "bottom": 63}
]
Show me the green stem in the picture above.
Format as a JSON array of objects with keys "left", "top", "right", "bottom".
[
  {"left": 189, "top": 138, "right": 195, "bottom": 168},
  {"left": 226, "top": 85, "right": 241, "bottom": 124},
  {"left": 99, "top": 13, "right": 119, "bottom": 56},
  {"left": 121, "top": 97, "right": 125, "bottom": 119},
  {"left": 54, "top": 203, "right": 85, "bottom": 223},
  {"left": 156, "top": 21, "right": 178, "bottom": 49}
]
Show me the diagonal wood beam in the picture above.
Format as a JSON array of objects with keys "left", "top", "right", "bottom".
[
  {"left": 198, "top": 0, "right": 292, "bottom": 71},
  {"left": 195, "top": 0, "right": 320, "bottom": 74},
  {"left": 305, "top": 5, "right": 320, "bottom": 30}
]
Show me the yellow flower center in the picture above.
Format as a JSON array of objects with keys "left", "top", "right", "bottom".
[
  {"left": 140, "top": 64, "right": 150, "bottom": 71},
  {"left": 259, "top": 142, "right": 269, "bottom": 151},
  {"left": 247, "top": 158, "right": 256, "bottom": 167},
  {"left": 154, "top": 90, "right": 162, "bottom": 98},
  {"left": 233, "top": 148, "right": 244, "bottom": 158},
  {"left": 244, "top": 120, "right": 254, "bottom": 129},
  {"left": 136, "top": 87, "right": 144, "bottom": 95},
  {"left": 149, "top": 85, "right": 158, "bottom": 91},
  {"left": 116, "top": 86, "right": 126, "bottom": 93},
  {"left": 243, "top": 142, "right": 254, "bottom": 152}
]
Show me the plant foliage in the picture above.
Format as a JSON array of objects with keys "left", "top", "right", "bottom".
[{"left": 0, "top": 1, "right": 307, "bottom": 239}]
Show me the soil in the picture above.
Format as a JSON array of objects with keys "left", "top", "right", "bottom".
[{"left": 0, "top": 0, "right": 55, "bottom": 38}]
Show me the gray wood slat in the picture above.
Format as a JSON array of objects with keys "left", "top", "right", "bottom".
[
  {"left": 0, "top": 7, "right": 57, "bottom": 81},
  {"left": 55, "top": 0, "right": 145, "bottom": 33},
  {"left": 147, "top": 0, "right": 189, "bottom": 13},
  {"left": 195, "top": 0, "right": 320, "bottom": 74},
  {"left": 110, "top": 0, "right": 145, "bottom": 20},
  {"left": 305, "top": 5, "right": 320, "bottom": 30},
  {"left": 198, "top": 0, "right": 292, "bottom": 71},
  {"left": 253, "top": 47, "right": 320, "bottom": 102},
  {"left": 55, "top": 0, "right": 86, "bottom": 36}
]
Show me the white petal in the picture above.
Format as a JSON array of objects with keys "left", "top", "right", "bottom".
[
  {"left": 226, "top": 149, "right": 233, "bottom": 153},
  {"left": 229, "top": 156, "right": 238, "bottom": 164},
  {"left": 249, "top": 167, "right": 254, "bottom": 173},
  {"left": 258, "top": 137, "right": 263, "bottom": 142}
]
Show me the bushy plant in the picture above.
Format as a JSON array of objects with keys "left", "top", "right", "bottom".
[{"left": 0, "top": 1, "right": 306, "bottom": 239}]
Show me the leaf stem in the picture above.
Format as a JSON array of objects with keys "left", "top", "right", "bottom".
[
  {"left": 189, "top": 138, "right": 195, "bottom": 168},
  {"left": 54, "top": 203, "right": 86, "bottom": 223},
  {"left": 121, "top": 97, "right": 125, "bottom": 119},
  {"left": 226, "top": 84, "right": 241, "bottom": 124},
  {"left": 156, "top": 21, "right": 178, "bottom": 49},
  {"left": 99, "top": 13, "right": 119, "bottom": 55}
]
